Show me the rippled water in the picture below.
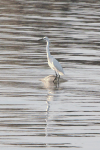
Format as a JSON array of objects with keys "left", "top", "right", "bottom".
[{"left": 0, "top": 0, "right": 100, "bottom": 150}]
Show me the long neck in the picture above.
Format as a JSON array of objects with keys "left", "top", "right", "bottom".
[{"left": 46, "top": 40, "right": 51, "bottom": 58}]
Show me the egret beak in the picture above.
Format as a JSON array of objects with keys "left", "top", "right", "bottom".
[{"left": 38, "top": 38, "right": 43, "bottom": 42}]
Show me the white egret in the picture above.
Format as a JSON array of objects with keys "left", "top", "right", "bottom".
[{"left": 39, "top": 36, "right": 64, "bottom": 82}]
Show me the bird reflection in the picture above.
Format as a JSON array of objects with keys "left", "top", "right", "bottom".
[
  {"left": 46, "top": 94, "right": 53, "bottom": 112},
  {"left": 41, "top": 75, "right": 60, "bottom": 137},
  {"left": 45, "top": 91, "right": 54, "bottom": 137},
  {"left": 41, "top": 74, "right": 66, "bottom": 114},
  {"left": 41, "top": 75, "right": 66, "bottom": 137}
]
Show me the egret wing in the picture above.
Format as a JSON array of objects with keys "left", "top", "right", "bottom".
[{"left": 53, "top": 57, "right": 64, "bottom": 75}]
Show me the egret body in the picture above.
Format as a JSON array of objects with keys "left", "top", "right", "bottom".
[{"left": 41, "top": 37, "right": 64, "bottom": 82}]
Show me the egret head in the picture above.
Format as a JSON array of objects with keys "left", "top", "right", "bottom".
[
  {"left": 38, "top": 36, "right": 49, "bottom": 42},
  {"left": 43, "top": 36, "right": 49, "bottom": 41}
]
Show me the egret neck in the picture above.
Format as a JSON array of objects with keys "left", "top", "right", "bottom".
[{"left": 46, "top": 39, "right": 51, "bottom": 59}]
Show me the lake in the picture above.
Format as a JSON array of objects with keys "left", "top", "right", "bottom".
[{"left": 0, "top": 0, "right": 100, "bottom": 150}]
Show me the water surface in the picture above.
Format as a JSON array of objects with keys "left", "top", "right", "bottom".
[{"left": 0, "top": 0, "right": 100, "bottom": 150}]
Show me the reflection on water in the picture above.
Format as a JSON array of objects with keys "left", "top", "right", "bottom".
[{"left": 0, "top": 0, "right": 100, "bottom": 149}]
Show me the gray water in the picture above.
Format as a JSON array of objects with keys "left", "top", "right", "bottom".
[{"left": 0, "top": 0, "right": 100, "bottom": 150}]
